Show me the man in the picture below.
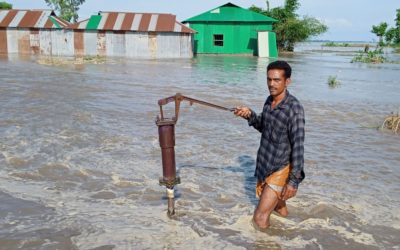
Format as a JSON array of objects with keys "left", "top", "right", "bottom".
[{"left": 234, "top": 60, "right": 305, "bottom": 229}]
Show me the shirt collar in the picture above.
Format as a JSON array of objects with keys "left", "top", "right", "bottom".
[{"left": 267, "top": 90, "right": 290, "bottom": 110}]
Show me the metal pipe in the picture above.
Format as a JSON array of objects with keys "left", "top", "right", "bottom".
[
  {"left": 156, "top": 118, "right": 180, "bottom": 216},
  {"left": 156, "top": 93, "right": 233, "bottom": 216},
  {"left": 166, "top": 188, "right": 175, "bottom": 216}
]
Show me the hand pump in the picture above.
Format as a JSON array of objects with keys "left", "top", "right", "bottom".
[{"left": 156, "top": 93, "right": 234, "bottom": 216}]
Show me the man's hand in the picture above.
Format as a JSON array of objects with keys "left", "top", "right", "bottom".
[
  {"left": 280, "top": 184, "right": 297, "bottom": 201},
  {"left": 234, "top": 106, "right": 251, "bottom": 119}
]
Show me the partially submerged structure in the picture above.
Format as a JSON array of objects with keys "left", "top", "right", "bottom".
[
  {"left": 0, "top": 9, "right": 195, "bottom": 58},
  {"left": 183, "top": 2, "right": 278, "bottom": 57},
  {"left": 68, "top": 12, "right": 195, "bottom": 58},
  {"left": 0, "top": 10, "right": 69, "bottom": 55}
]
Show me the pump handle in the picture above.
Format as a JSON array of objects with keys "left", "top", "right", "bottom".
[{"left": 157, "top": 93, "right": 234, "bottom": 122}]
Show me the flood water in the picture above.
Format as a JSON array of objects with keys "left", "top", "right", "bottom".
[{"left": 0, "top": 43, "right": 399, "bottom": 249}]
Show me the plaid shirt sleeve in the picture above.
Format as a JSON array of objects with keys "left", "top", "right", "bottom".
[
  {"left": 247, "top": 110, "right": 264, "bottom": 133},
  {"left": 287, "top": 104, "right": 305, "bottom": 189}
]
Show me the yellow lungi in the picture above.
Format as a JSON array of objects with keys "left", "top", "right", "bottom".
[{"left": 256, "top": 164, "right": 291, "bottom": 199}]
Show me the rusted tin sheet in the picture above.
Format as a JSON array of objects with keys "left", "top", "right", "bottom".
[
  {"left": 69, "top": 11, "right": 195, "bottom": 34},
  {"left": 17, "top": 32, "right": 30, "bottom": 54},
  {"left": 97, "top": 31, "right": 106, "bottom": 56},
  {"left": 0, "top": 10, "right": 18, "bottom": 27},
  {"left": 148, "top": 32, "right": 157, "bottom": 58},
  {"left": 0, "top": 29, "right": 7, "bottom": 54},
  {"left": 0, "top": 10, "right": 68, "bottom": 29},
  {"left": 74, "top": 30, "right": 84, "bottom": 56},
  {"left": 30, "top": 29, "right": 40, "bottom": 55},
  {"left": 18, "top": 11, "right": 42, "bottom": 28}
]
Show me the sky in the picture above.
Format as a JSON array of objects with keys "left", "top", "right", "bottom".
[{"left": 6, "top": 0, "right": 399, "bottom": 41}]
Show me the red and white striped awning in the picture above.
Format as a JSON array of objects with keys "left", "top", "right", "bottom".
[{"left": 0, "top": 10, "right": 69, "bottom": 29}]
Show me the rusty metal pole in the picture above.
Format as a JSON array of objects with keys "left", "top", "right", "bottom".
[
  {"left": 156, "top": 93, "right": 234, "bottom": 217},
  {"left": 156, "top": 118, "right": 180, "bottom": 216}
]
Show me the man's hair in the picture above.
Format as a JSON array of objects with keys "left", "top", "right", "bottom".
[{"left": 267, "top": 60, "right": 292, "bottom": 79}]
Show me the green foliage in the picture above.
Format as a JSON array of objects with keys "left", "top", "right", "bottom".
[
  {"left": 375, "top": 9, "right": 400, "bottom": 46},
  {"left": 385, "top": 28, "right": 397, "bottom": 44},
  {"left": 327, "top": 75, "right": 340, "bottom": 88},
  {"left": 249, "top": 0, "right": 328, "bottom": 51},
  {"left": 351, "top": 48, "right": 386, "bottom": 64},
  {"left": 322, "top": 42, "right": 349, "bottom": 47},
  {"left": 0, "top": 1, "right": 12, "bottom": 9},
  {"left": 44, "top": 0, "right": 85, "bottom": 22},
  {"left": 394, "top": 9, "right": 400, "bottom": 44},
  {"left": 371, "top": 22, "right": 388, "bottom": 46}
]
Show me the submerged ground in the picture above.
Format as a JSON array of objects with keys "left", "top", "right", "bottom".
[{"left": 0, "top": 43, "right": 399, "bottom": 249}]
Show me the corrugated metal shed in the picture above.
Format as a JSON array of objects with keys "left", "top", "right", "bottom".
[
  {"left": 0, "top": 9, "right": 194, "bottom": 58},
  {"left": 68, "top": 11, "right": 195, "bottom": 33},
  {"left": 0, "top": 9, "right": 69, "bottom": 29}
]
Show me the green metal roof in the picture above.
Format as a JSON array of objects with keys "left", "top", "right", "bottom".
[{"left": 183, "top": 2, "right": 277, "bottom": 23}]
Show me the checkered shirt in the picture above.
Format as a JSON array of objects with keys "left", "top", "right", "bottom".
[{"left": 248, "top": 91, "right": 305, "bottom": 188}]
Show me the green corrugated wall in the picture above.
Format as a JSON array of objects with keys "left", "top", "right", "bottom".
[{"left": 190, "top": 22, "right": 273, "bottom": 55}]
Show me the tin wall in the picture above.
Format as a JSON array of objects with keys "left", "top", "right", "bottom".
[{"left": 1, "top": 28, "right": 193, "bottom": 58}]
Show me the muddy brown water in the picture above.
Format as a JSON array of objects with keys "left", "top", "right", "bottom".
[{"left": 0, "top": 44, "right": 399, "bottom": 249}]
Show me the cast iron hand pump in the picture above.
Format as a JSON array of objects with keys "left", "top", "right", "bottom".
[{"left": 156, "top": 93, "right": 234, "bottom": 216}]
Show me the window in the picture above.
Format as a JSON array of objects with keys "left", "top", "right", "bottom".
[{"left": 213, "top": 34, "right": 224, "bottom": 47}]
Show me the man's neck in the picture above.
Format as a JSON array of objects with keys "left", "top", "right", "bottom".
[{"left": 271, "top": 90, "right": 287, "bottom": 109}]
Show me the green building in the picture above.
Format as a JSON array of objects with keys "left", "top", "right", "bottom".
[{"left": 183, "top": 2, "right": 278, "bottom": 57}]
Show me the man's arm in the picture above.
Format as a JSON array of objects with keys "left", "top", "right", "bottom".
[
  {"left": 287, "top": 105, "right": 305, "bottom": 189},
  {"left": 281, "top": 106, "right": 305, "bottom": 200},
  {"left": 234, "top": 106, "right": 264, "bottom": 133}
]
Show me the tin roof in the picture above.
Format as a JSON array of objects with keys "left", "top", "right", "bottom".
[
  {"left": 68, "top": 12, "right": 195, "bottom": 33},
  {"left": 0, "top": 9, "right": 69, "bottom": 28},
  {"left": 183, "top": 2, "right": 278, "bottom": 23}
]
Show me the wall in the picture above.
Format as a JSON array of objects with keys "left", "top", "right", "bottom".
[
  {"left": 1, "top": 28, "right": 193, "bottom": 59},
  {"left": 189, "top": 22, "right": 272, "bottom": 55}
]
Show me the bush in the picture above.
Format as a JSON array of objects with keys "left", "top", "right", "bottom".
[
  {"left": 322, "top": 42, "right": 349, "bottom": 47},
  {"left": 351, "top": 48, "right": 386, "bottom": 63},
  {"left": 327, "top": 75, "right": 340, "bottom": 88}
]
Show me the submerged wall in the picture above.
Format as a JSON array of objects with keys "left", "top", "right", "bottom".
[{"left": 0, "top": 28, "right": 193, "bottom": 58}]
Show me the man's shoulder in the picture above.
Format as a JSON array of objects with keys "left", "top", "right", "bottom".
[{"left": 287, "top": 93, "right": 304, "bottom": 114}]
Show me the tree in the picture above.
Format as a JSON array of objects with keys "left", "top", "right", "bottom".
[
  {"left": 385, "top": 27, "right": 397, "bottom": 44},
  {"left": 0, "top": 1, "right": 12, "bottom": 9},
  {"left": 371, "top": 22, "right": 388, "bottom": 46},
  {"left": 44, "top": 0, "right": 85, "bottom": 22},
  {"left": 374, "top": 9, "right": 400, "bottom": 46},
  {"left": 393, "top": 9, "right": 400, "bottom": 44},
  {"left": 250, "top": 0, "right": 327, "bottom": 51}
]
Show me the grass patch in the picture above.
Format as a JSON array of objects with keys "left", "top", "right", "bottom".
[
  {"left": 351, "top": 48, "right": 386, "bottom": 64},
  {"left": 381, "top": 113, "right": 400, "bottom": 134},
  {"left": 322, "top": 42, "right": 350, "bottom": 47},
  {"left": 37, "top": 55, "right": 107, "bottom": 65},
  {"left": 327, "top": 75, "right": 340, "bottom": 88}
]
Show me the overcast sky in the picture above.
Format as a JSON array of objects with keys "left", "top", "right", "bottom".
[{"left": 7, "top": 0, "right": 399, "bottom": 41}]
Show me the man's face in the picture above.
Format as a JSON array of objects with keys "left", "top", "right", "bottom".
[{"left": 267, "top": 69, "right": 290, "bottom": 98}]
